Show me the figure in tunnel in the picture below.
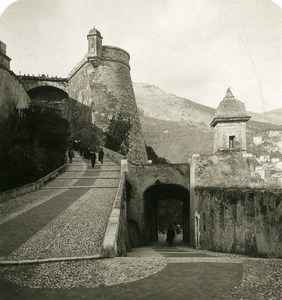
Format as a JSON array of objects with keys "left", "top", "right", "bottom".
[{"left": 166, "top": 224, "right": 176, "bottom": 246}]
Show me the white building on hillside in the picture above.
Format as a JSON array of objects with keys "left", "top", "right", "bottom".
[{"left": 253, "top": 136, "right": 263, "bottom": 145}]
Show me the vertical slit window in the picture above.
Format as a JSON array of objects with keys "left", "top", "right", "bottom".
[{"left": 229, "top": 136, "right": 235, "bottom": 148}]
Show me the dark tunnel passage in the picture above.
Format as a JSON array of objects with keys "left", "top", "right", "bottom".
[
  {"left": 143, "top": 183, "right": 190, "bottom": 245},
  {"left": 28, "top": 86, "right": 68, "bottom": 102}
]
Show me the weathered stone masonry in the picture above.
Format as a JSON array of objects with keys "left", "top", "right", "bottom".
[
  {"left": 195, "top": 187, "right": 282, "bottom": 258},
  {"left": 126, "top": 163, "right": 190, "bottom": 246},
  {"left": 68, "top": 28, "right": 147, "bottom": 164},
  {"left": 0, "top": 67, "right": 30, "bottom": 118}
]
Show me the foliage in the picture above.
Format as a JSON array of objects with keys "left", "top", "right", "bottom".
[
  {"left": 0, "top": 104, "right": 69, "bottom": 192},
  {"left": 105, "top": 114, "right": 131, "bottom": 154},
  {"left": 146, "top": 145, "right": 168, "bottom": 164}
]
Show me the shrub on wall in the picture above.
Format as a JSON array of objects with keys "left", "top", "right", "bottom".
[
  {"left": 146, "top": 145, "right": 168, "bottom": 164},
  {"left": 0, "top": 104, "right": 69, "bottom": 192},
  {"left": 105, "top": 114, "right": 131, "bottom": 154}
]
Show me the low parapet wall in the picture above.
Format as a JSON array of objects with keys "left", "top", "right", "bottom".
[
  {"left": 0, "top": 163, "right": 68, "bottom": 203},
  {"left": 102, "top": 147, "right": 124, "bottom": 166},
  {"left": 101, "top": 171, "right": 128, "bottom": 257}
]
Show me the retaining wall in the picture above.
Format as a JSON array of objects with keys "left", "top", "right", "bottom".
[{"left": 193, "top": 187, "right": 282, "bottom": 258}]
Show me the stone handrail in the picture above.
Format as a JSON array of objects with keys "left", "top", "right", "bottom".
[
  {"left": 102, "top": 147, "right": 125, "bottom": 166},
  {"left": 101, "top": 169, "right": 127, "bottom": 258},
  {"left": 0, "top": 163, "right": 68, "bottom": 203}
]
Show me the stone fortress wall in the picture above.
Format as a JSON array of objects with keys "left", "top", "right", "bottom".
[
  {"left": 3, "top": 28, "right": 148, "bottom": 164},
  {"left": 68, "top": 28, "right": 148, "bottom": 164},
  {"left": 0, "top": 67, "right": 31, "bottom": 116},
  {"left": 0, "top": 70, "right": 30, "bottom": 120},
  {"left": 0, "top": 41, "right": 30, "bottom": 116}
]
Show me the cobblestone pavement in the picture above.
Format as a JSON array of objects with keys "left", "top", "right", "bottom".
[
  {"left": 0, "top": 245, "right": 241, "bottom": 300},
  {"left": 1, "top": 243, "right": 282, "bottom": 299},
  {"left": 224, "top": 258, "right": 282, "bottom": 300},
  {"left": 0, "top": 154, "right": 120, "bottom": 260}
]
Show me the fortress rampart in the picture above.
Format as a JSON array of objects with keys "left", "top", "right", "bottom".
[
  {"left": 68, "top": 28, "right": 147, "bottom": 164},
  {"left": 102, "top": 46, "right": 130, "bottom": 67},
  {"left": 68, "top": 46, "right": 130, "bottom": 80},
  {"left": 13, "top": 28, "right": 148, "bottom": 164}
]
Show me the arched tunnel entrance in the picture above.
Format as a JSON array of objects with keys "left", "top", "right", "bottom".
[
  {"left": 28, "top": 86, "right": 68, "bottom": 102},
  {"left": 144, "top": 184, "right": 190, "bottom": 245}
]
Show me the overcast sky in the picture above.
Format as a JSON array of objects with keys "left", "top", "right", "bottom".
[{"left": 0, "top": 0, "right": 281, "bottom": 113}]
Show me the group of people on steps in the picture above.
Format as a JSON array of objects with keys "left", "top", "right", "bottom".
[{"left": 67, "top": 147, "right": 104, "bottom": 168}]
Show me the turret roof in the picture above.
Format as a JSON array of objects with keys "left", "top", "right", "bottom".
[
  {"left": 215, "top": 88, "right": 248, "bottom": 118},
  {"left": 211, "top": 88, "right": 250, "bottom": 127},
  {"left": 88, "top": 27, "right": 102, "bottom": 36}
]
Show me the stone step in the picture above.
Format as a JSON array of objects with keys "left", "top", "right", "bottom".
[
  {"left": 57, "top": 176, "right": 121, "bottom": 179},
  {"left": 65, "top": 169, "right": 120, "bottom": 172},
  {"left": 42, "top": 186, "right": 119, "bottom": 189}
]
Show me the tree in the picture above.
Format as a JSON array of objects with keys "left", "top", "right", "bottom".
[
  {"left": 0, "top": 104, "right": 69, "bottom": 192},
  {"left": 105, "top": 114, "right": 131, "bottom": 154}
]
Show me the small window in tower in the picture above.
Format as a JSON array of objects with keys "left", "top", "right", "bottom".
[{"left": 229, "top": 136, "right": 235, "bottom": 148}]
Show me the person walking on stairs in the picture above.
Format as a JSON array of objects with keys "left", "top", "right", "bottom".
[
  {"left": 68, "top": 149, "right": 74, "bottom": 163},
  {"left": 98, "top": 148, "right": 104, "bottom": 164},
  {"left": 90, "top": 150, "right": 97, "bottom": 168}
]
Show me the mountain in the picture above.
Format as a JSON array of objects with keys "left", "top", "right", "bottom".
[
  {"left": 134, "top": 82, "right": 213, "bottom": 131},
  {"left": 133, "top": 82, "right": 282, "bottom": 163},
  {"left": 134, "top": 82, "right": 282, "bottom": 126},
  {"left": 262, "top": 108, "right": 282, "bottom": 125}
]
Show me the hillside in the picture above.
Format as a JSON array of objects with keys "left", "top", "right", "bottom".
[
  {"left": 140, "top": 116, "right": 213, "bottom": 163},
  {"left": 134, "top": 83, "right": 282, "bottom": 127},
  {"left": 262, "top": 108, "right": 282, "bottom": 125},
  {"left": 134, "top": 82, "right": 213, "bottom": 131},
  {"left": 134, "top": 83, "right": 282, "bottom": 163}
]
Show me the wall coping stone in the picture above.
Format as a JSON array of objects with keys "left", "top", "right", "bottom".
[
  {"left": 101, "top": 171, "right": 126, "bottom": 258},
  {"left": 0, "top": 254, "right": 101, "bottom": 266},
  {"left": 0, "top": 163, "right": 68, "bottom": 203}
]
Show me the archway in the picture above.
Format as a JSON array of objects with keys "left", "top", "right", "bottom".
[
  {"left": 27, "top": 86, "right": 68, "bottom": 103},
  {"left": 143, "top": 183, "right": 190, "bottom": 245}
]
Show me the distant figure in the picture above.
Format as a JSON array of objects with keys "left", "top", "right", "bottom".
[
  {"left": 68, "top": 149, "right": 74, "bottom": 163},
  {"left": 98, "top": 148, "right": 104, "bottom": 164},
  {"left": 90, "top": 150, "right": 97, "bottom": 168},
  {"left": 79, "top": 145, "right": 83, "bottom": 156},
  {"left": 166, "top": 224, "right": 176, "bottom": 246},
  {"left": 176, "top": 224, "right": 181, "bottom": 234},
  {"left": 84, "top": 147, "right": 91, "bottom": 160}
]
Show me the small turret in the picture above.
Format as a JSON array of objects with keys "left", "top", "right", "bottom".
[
  {"left": 211, "top": 88, "right": 251, "bottom": 153},
  {"left": 87, "top": 27, "right": 103, "bottom": 64}
]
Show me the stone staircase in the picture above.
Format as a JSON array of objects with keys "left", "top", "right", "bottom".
[{"left": 0, "top": 153, "right": 122, "bottom": 262}]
